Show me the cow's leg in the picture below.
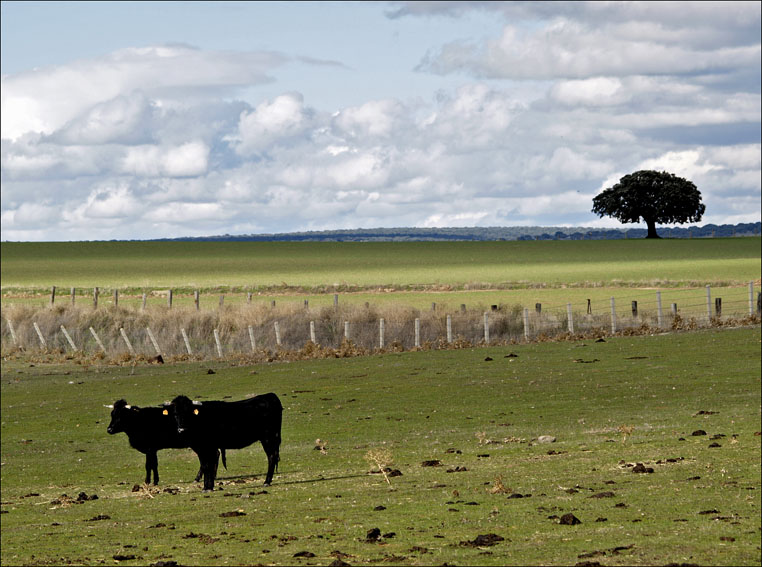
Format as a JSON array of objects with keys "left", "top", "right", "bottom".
[
  {"left": 201, "top": 449, "right": 219, "bottom": 491},
  {"left": 145, "top": 451, "right": 158, "bottom": 485},
  {"left": 261, "top": 438, "right": 280, "bottom": 486}
]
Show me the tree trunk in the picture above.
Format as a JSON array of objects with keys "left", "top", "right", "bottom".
[{"left": 645, "top": 219, "right": 660, "bottom": 239}]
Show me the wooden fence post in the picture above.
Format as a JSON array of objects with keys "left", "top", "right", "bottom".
[
  {"left": 274, "top": 322, "right": 282, "bottom": 346},
  {"left": 167, "top": 289, "right": 173, "bottom": 309},
  {"left": 344, "top": 321, "right": 350, "bottom": 341},
  {"left": 310, "top": 321, "right": 316, "bottom": 344},
  {"left": 656, "top": 291, "right": 663, "bottom": 327},
  {"left": 195, "top": 290, "right": 200, "bottom": 311},
  {"left": 214, "top": 329, "right": 223, "bottom": 357},
  {"left": 60, "top": 325, "right": 77, "bottom": 351},
  {"left": 71, "top": 287, "right": 76, "bottom": 306},
  {"left": 334, "top": 294, "right": 339, "bottom": 309},
  {"left": 142, "top": 292, "right": 147, "bottom": 311},
  {"left": 113, "top": 289, "right": 119, "bottom": 307},
  {"left": 483, "top": 312, "right": 489, "bottom": 344},
  {"left": 631, "top": 301, "right": 638, "bottom": 318},
  {"left": 748, "top": 281, "right": 754, "bottom": 315},
  {"left": 522, "top": 308, "right": 529, "bottom": 341},
  {"left": 248, "top": 326, "right": 257, "bottom": 352},
  {"left": 146, "top": 327, "right": 162, "bottom": 356},
  {"left": 7, "top": 319, "right": 18, "bottom": 346},
  {"left": 714, "top": 298, "right": 722, "bottom": 318},
  {"left": 89, "top": 327, "right": 106, "bottom": 353},
  {"left": 610, "top": 297, "right": 617, "bottom": 333},
  {"left": 247, "top": 292, "right": 252, "bottom": 304},
  {"left": 119, "top": 328, "right": 135, "bottom": 356},
  {"left": 415, "top": 318, "right": 421, "bottom": 347},
  {"left": 446, "top": 314, "right": 453, "bottom": 343},
  {"left": 50, "top": 286, "right": 56, "bottom": 306},
  {"left": 567, "top": 303, "right": 574, "bottom": 333},
  {"left": 460, "top": 304, "right": 466, "bottom": 314},
  {"left": 305, "top": 299, "right": 309, "bottom": 309},
  {"left": 93, "top": 287, "right": 99, "bottom": 309},
  {"left": 33, "top": 322, "right": 46, "bottom": 348},
  {"left": 219, "top": 295, "right": 225, "bottom": 308},
  {"left": 671, "top": 303, "right": 678, "bottom": 316},
  {"left": 705, "top": 285, "right": 711, "bottom": 320},
  {"left": 379, "top": 318, "right": 385, "bottom": 349},
  {"left": 535, "top": 303, "right": 541, "bottom": 314},
  {"left": 181, "top": 328, "right": 193, "bottom": 355}
]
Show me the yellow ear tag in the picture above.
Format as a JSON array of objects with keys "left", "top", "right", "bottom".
[
  {"left": 162, "top": 409, "right": 169, "bottom": 415},
  {"left": 193, "top": 409, "right": 199, "bottom": 415}
]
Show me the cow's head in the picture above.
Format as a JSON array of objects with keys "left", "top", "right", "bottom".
[
  {"left": 106, "top": 399, "right": 134, "bottom": 434},
  {"left": 169, "top": 395, "right": 202, "bottom": 435}
]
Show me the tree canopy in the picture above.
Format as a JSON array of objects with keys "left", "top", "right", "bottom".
[{"left": 592, "top": 170, "right": 705, "bottom": 238}]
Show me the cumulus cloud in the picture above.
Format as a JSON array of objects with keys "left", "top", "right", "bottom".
[{"left": 1, "top": 2, "right": 760, "bottom": 241}]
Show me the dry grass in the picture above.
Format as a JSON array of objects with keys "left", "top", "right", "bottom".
[{"left": 1, "top": 301, "right": 759, "bottom": 363}]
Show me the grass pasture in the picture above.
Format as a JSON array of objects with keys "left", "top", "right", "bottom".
[
  {"left": 1, "top": 327, "right": 760, "bottom": 566},
  {"left": 2, "top": 239, "right": 760, "bottom": 294}
]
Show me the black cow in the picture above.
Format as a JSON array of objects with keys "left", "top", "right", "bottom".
[
  {"left": 106, "top": 399, "right": 226, "bottom": 485},
  {"left": 169, "top": 393, "right": 282, "bottom": 491}
]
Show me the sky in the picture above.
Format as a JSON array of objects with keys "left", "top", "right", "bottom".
[{"left": 1, "top": 1, "right": 760, "bottom": 241}]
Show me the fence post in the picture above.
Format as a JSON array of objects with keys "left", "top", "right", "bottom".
[
  {"left": 274, "top": 322, "right": 282, "bottom": 346},
  {"left": 446, "top": 314, "right": 453, "bottom": 343},
  {"left": 522, "top": 308, "right": 529, "bottom": 341},
  {"left": 567, "top": 303, "right": 574, "bottom": 333},
  {"left": 168, "top": 289, "right": 173, "bottom": 309},
  {"left": 344, "top": 321, "right": 350, "bottom": 341},
  {"left": 415, "top": 318, "right": 421, "bottom": 347},
  {"left": 214, "top": 329, "right": 223, "bottom": 357},
  {"left": 271, "top": 300, "right": 276, "bottom": 308},
  {"left": 671, "top": 303, "right": 678, "bottom": 316},
  {"left": 334, "top": 294, "right": 339, "bottom": 309},
  {"left": 33, "top": 322, "right": 47, "bottom": 348},
  {"left": 60, "top": 325, "right": 78, "bottom": 351},
  {"left": 460, "top": 304, "right": 466, "bottom": 314},
  {"left": 50, "top": 286, "right": 56, "bottom": 306},
  {"left": 89, "top": 327, "right": 106, "bottom": 353},
  {"left": 93, "top": 287, "right": 99, "bottom": 309},
  {"left": 714, "top": 298, "right": 722, "bottom": 318},
  {"left": 248, "top": 326, "right": 256, "bottom": 352},
  {"left": 310, "top": 321, "right": 317, "bottom": 344},
  {"left": 748, "top": 281, "right": 754, "bottom": 315},
  {"left": 181, "top": 328, "right": 193, "bottom": 355},
  {"left": 705, "top": 285, "right": 711, "bottom": 320},
  {"left": 113, "top": 289, "right": 119, "bottom": 307},
  {"left": 7, "top": 319, "right": 18, "bottom": 346},
  {"left": 119, "top": 328, "right": 135, "bottom": 356},
  {"left": 631, "top": 301, "right": 638, "bottom": 318},
  {"left": 71, "top": 287, "right": 76, "bottom": 306},
  {"left": 146, "top": 327, "right": 162, "bottom": 356},
  {"left": 483, "top": 312, "right": 490, "bottom": 344},
  {"left": 142, "top": 292, "right": 147, "bottom": 311},
  {"left": 219, "top": 295, "right": 225, "bottom": 308},
  {"left": 610, "top": 297, "right": 617, "bottom": 333},
  {"left": 195, "top": 290, "right": 200, "bottom": 311},
  {"left": 656, "top": 291, "right": 663, "bottom": 327},
  {"left": 305, "top": 299, "right": 309, "bottom": 309},
  {"left": 379, "top": 318, "right": 385, "bottom": 349},
  {"left": 535, "top": 303, "right": 541, "bottom": 314}
]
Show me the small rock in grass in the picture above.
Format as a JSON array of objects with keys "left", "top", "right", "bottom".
[{"left": 559, "top": 513, "right": 581, "bottom": 525}]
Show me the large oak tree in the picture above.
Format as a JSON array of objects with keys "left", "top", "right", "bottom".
[{"left": 592, "top": 170, "right": 706, "bottom": 238}]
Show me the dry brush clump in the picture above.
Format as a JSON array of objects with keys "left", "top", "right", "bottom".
[{"left": 2, "top": 300, "right": 759, "bottom": 363}]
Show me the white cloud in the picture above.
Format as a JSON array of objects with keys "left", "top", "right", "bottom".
[{"left": 229, "top": 93, "right": 312, "bottom": 156}]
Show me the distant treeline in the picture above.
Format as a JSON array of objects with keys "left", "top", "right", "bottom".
[{"left": 156, "top": 222, "right": 761, "bottom": 243}]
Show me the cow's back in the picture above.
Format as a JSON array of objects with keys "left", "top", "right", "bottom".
[{"left": 197, "top": 393, "right": 282, "bottom": 450}]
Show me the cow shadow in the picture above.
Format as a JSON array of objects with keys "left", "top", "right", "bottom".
[{"left": 212, "top": 471, "right": 370, "bottom": 485}]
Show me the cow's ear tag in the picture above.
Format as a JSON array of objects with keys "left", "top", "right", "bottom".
[
  {"left": 162, "top": 409, "right": 169, "bottom": 416},
  {"left": 193, "top": 409, "right": 199, "bottom": 415}
]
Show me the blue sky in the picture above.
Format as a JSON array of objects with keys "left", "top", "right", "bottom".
[{"left": 1, "top": 1, "right": 760, "bottom": 241}]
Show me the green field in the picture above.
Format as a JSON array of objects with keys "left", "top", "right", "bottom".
[
  {"left": 1, "top": 327, "right": 760, "bottom": 566},
  {"left": 2, "top": 239, "right": 760, "bottom": 293}
]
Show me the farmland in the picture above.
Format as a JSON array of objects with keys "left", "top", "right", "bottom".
[
  {"left": 1, "top": 238, "right": 760, "bottom": 565},
  {"left": 1, "top": 327, "right": 760, "bottom": 566}
]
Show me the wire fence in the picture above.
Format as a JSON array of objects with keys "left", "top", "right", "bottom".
[{"left": 2, "top": 283, "right": 760, "bottom": 361}]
